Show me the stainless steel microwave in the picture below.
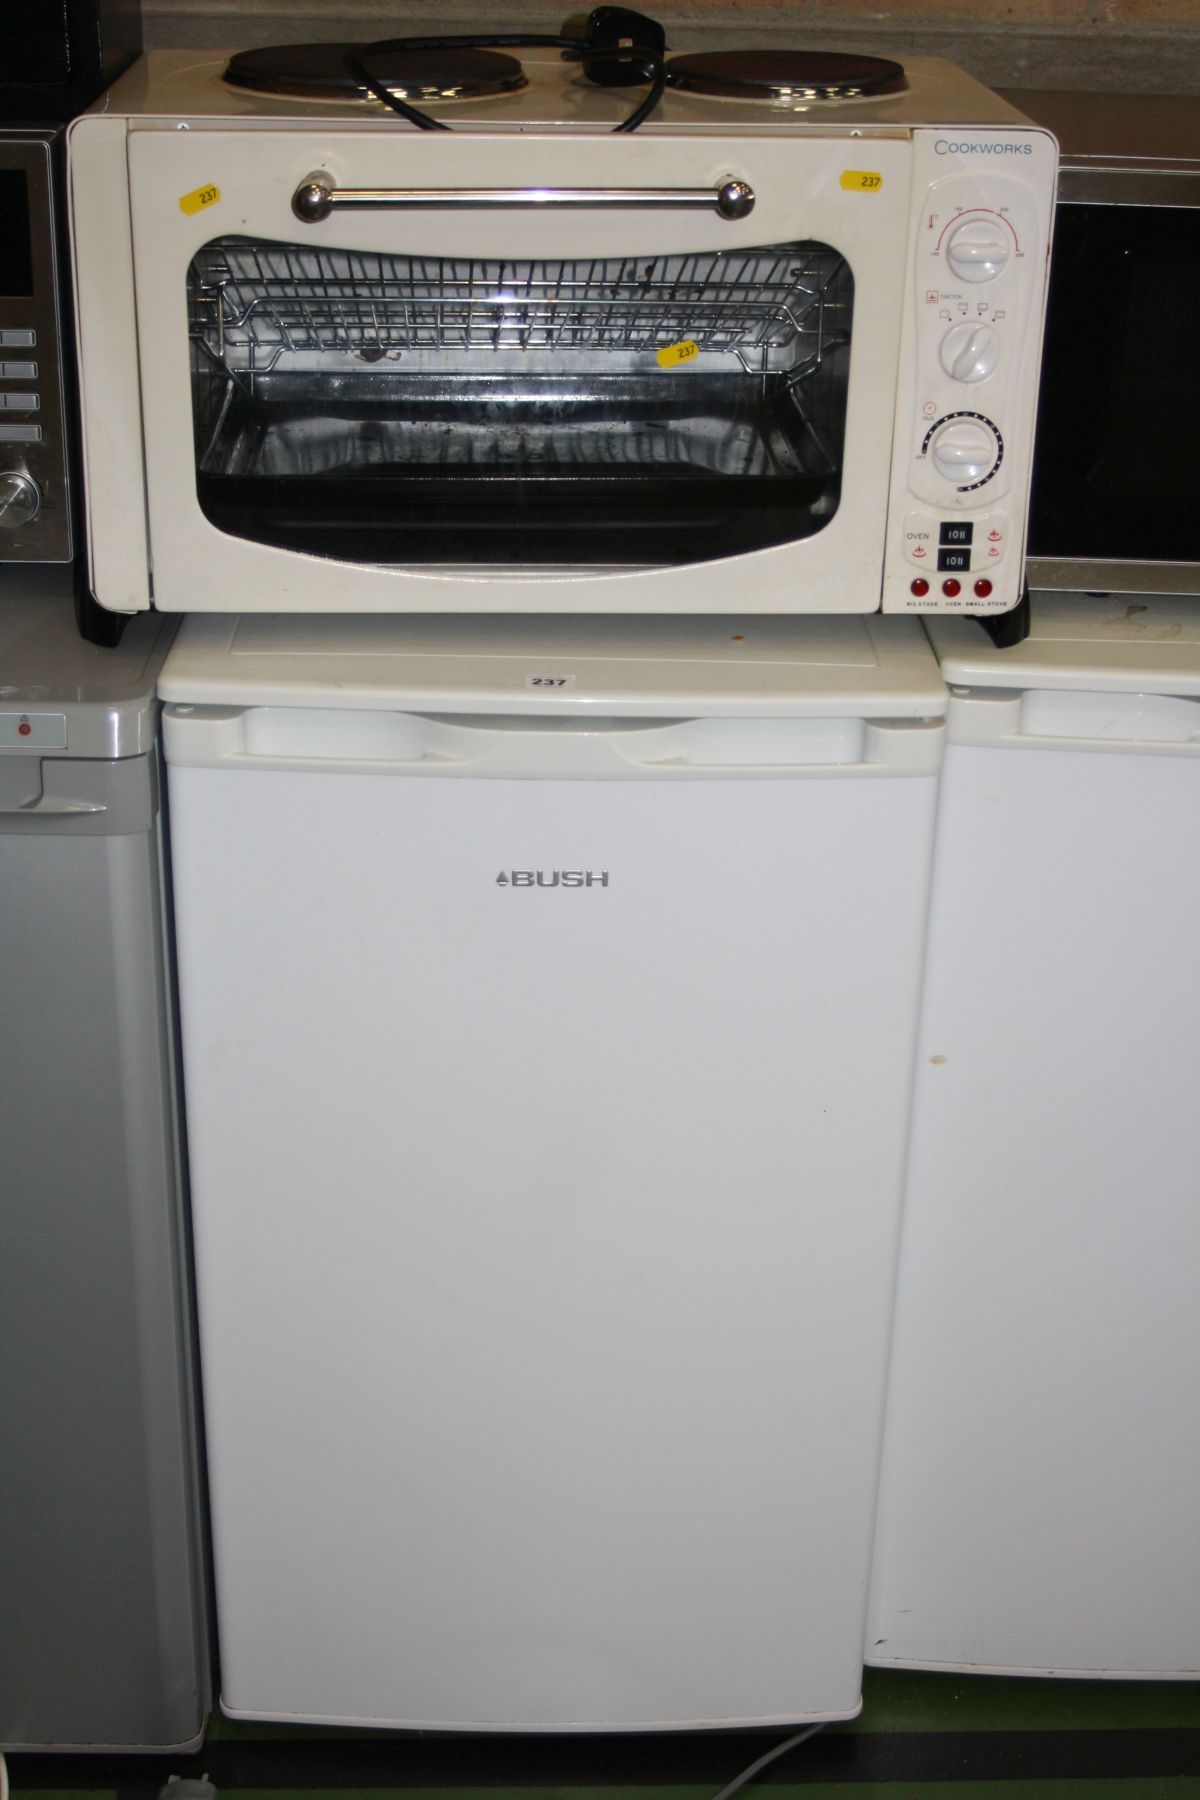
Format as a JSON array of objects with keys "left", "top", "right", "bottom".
[
  {"left": 1, "top": 0, "right": 141, "bottom": 621},
  {"left": 1002, "top": 90, "right": 1200, "bottom": 597},
  {"left": 0, "top": 131, "right": 74, "bottom": 574}
]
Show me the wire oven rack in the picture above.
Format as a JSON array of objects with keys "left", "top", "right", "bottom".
[{"left": 189, "top": 239, "right": 849, "bottom": 373}]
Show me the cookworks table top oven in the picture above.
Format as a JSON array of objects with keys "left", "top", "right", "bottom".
[{"left": 68, "top": 26, "right": 1055, "bottom": 617}]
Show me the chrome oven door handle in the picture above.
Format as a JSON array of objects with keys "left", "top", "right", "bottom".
[{"left": 292, "top": 174, "right": 755, "bottom": 222}]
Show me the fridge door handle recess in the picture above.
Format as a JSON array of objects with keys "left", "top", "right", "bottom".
[
  {"left": 0, "top": 759, "right": 107, "bottom": 819},
  {"left": 948, "top": 687, "right": 1200, "bottom": 755},
  {"left": 0, "top": 794, "right": 107, "bottom": 817},
  {"left": 163, "top": 706, "right": 944, "bottom": 778}
]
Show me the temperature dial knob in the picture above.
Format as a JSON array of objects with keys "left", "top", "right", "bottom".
[
  {"left": 944, "top": 216, "right": 1011, "bottom": 284},
  {"left": 0, "top": 471, "right": 40, "bottom": 529},
  {"left": 924, "top": 412, "right": 1003, "bottom": 489},
  {"left": 939, "top": 321, "right": 1001, "bottom": 384}
]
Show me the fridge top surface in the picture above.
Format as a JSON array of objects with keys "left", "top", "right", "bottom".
[
  {"left": 927, "top": 592, "right": 1200, "bottom": 697},
  {"left": 158, "top": 612, "right": 947, "bottom": 719},
  {"left": 0, "top": 595, "right": 178, "bottom": 758}
]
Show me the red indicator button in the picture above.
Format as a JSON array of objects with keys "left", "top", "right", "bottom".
[
  {"left": 910, "top": 577, "right": 930, "bottom": 597},
  {"left": 973, "top": 578, "right": 994, "bottom": 598},
  {"left": 942, "top": 578, "right": 962, "bottom": 598},
  {"left": 18, "top": 720, "right": 32, "bottom": 736}
]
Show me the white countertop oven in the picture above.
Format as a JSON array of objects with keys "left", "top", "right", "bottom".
[{"left": 68, "top": 24, "right": 1055, "bottom": 617}]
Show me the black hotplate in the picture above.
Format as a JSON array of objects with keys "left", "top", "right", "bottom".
[
  {"left": 665, "top": 50, "right": 906, "bottom": 101},
  {"left": 224, "top": 42, "right": 528, "bottom": 103}
]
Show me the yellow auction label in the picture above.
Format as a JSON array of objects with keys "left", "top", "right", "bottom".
[
  {"left": 840, "top": 169, "right": 883, "bottom": 192},
  {"left": 656, "top": 339, "right": 700, "bottom": 370},
  {"left": 179, "top": 183, "right": 221, "bottom": 217}
]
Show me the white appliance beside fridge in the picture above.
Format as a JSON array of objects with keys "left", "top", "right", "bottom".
[
  {"left": 869, "top": 592, "right": 1200, "bottom": 1680},
  {"left": 159, "top": 612, "right": 945, "bottom": 1730}
]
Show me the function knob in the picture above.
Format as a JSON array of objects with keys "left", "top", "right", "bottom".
[
  {"left": 939, "top": 321, "right": 1002, "bottom": 384},
  {"left": 0, "top": 471, "right": 40, "bottom": 529},
  {"left": 924, "top": 413, "right": 1003, "bottom": 488},
  {"left": 944, "top": 216, "right": 1011, "bottom": 284}
]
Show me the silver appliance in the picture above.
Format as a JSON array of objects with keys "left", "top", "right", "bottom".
[{"left": 0, "top": 593, "right": 211, "bottom": 1751}]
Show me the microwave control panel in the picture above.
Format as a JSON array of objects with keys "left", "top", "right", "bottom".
[
  {"left": 0, "top": 135, "right": 72, "bottom": 565},
  {"left": 882, "top": 128, "right": 1057, "bottom": 614}
]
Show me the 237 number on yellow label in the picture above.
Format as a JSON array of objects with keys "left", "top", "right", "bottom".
[
  {"left": 179, "top": 184, "right": 221, "bottom": 217},
  {"left": 839, "top": 170, "right": 883, "bottom": 192},
  {"left": 657, "top": 339, "right": 700, "bottom": 370}
]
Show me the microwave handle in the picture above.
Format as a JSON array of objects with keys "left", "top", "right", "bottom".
[{"left": 292, "top": 173, "right": 755, "bottom": 223}]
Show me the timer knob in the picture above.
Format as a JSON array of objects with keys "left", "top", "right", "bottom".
[
  {"left": 0, "top": 471, "right": 40, "bottom": 529},
  {"left": 944, "top": 217, "right": 1010, "bottom": 283},
  {"left": 927, "top": 415, "right": 1000, "bottom": 486},
  {"left": 939, "top": 321, "right": 1002, "bottom": 383}
]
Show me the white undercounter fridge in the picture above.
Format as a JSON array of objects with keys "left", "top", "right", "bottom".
[
  {"left": 160, "top": 612, "right": 946, "bottom": 1732},
  {"left": 869, "top": 592, "right": 1200, "bottom": 1680}
]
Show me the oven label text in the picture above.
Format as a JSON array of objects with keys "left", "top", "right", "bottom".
[{"left": 839, "top": 170, "right": 884, "bottom": 192}]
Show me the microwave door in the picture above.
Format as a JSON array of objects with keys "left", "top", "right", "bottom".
[
  {"left": 1026, "top": 184, "right": 1200, "bottom": 596},
  {"left": 89, "top": 128, "right": 913, "bottom": 614}
]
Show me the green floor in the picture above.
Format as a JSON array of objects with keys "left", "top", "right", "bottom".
[{"left": 10, "top": 1670, "right": 1200, "bottom": 1799}]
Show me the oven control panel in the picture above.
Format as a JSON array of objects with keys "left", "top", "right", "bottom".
[
  {"left": 0, "top": 136, "right": 73, "bottom": 566},
  {"left": 883, "top": 129, "right": 1056, "bottom": 614}
]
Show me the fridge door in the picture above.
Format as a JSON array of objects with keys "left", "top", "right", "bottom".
[
  {"left": 869, "top": 666, "right": 1200, "bottom": 1678},
  {"left": 164, "top": 693, "right": 941, "bottom": 1729}
]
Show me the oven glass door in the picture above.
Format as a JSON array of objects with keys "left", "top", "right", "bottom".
[
  {"left": 189, "top": 235, "right": 853, "bottom": 571},
  {"left": 126, "top": 130, "right": 914, "bottom": 613}
]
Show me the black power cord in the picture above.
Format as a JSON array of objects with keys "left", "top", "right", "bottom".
[{"left": 347, "top": 8, "right": 668, "bottom": 132}]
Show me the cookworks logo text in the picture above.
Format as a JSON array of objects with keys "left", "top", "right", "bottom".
[
  {"left": 935, "top": 138, "right": 1032, "bottom": 155},
  {"left": 495, "top": 870, "right": 610, "bottom": 888}
]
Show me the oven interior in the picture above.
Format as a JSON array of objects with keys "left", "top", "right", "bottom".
[{"left": 188, "top": 236, "right": 854, "bottom": 566}]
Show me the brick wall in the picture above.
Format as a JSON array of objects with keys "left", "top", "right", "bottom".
[{"left": 143, "top": 0, "right": 1200, "bottom": 90}]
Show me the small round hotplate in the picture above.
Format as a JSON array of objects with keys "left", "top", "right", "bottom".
[
  {"left": 224, "top": 43, "right": 529, "bottom": 104},
  {"left": 665, "top": 50, "right": 906, "bottom": 101}
]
